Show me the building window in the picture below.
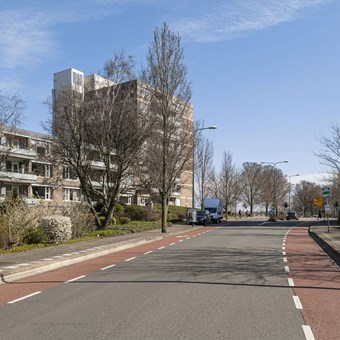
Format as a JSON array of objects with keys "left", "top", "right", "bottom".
[
  {"left": 73, "top": 72, "right": 83, "bottom": 86},
  {"left": 45, "top": 164, "right": 51, "bottom": 178},
  {"left": 63, "top": 166, "right": 77, "bottom": 180},
  {"left": 63, "top": 188, "right": 80, "bottom": 201},
  {"left": 33, "top": 186, "right": 52, "bottom": 200}
]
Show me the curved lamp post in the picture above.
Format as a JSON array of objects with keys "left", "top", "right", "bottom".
[
  {"left": 192, "top": 125, "right": 217, "bottom": 209},
  {"left": 261, "top": 160, "right": 288, "bottom": 218}
]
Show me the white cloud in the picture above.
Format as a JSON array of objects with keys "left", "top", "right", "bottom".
[{"left": 172, "top": 0, "right": 334, "bottom": 42}]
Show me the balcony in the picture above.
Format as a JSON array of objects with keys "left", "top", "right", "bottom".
[
  {"left": 0, "top": 145, "right": 38, "bottom": 159},
  {"left": 0, "top": 170, "right": 37, "bottom": 182}
]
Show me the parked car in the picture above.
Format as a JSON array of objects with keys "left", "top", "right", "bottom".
[
  {"left": 196, "top": 210, "right": 212, "bottom": 226},
  {"left": 286, "top": 211, "right": 299, "bottom": 220}
]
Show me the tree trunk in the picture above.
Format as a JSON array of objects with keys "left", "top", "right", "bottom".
[{"left": 161, "top": 194, "right": 168, "bottom": 233}]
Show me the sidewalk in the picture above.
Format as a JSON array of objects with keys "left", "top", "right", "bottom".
[
  {"left": 0, "top": 223, "right": 195, "bottom": 284},
  {"left": 309, "top": 219, "right": 340, "bottom": 264}
]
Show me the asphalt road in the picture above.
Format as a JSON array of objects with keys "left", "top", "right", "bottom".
[{"left": 0, "top": 221, "right": 314, "bottom": 340}]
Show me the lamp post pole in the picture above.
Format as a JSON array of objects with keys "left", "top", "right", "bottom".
[
  {"left": 287, "top": 174, "right": 299, "bottom": 211},
  {"left": 192, "top": 125, "right": 217, "bottom": 209},
  {"left": 261, "top": 160, "right": 288, "bottom": 219}
]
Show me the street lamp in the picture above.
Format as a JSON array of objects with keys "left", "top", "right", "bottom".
[
  {"left": 287, "top": 174, "right": 299, "bottom": 211},
  {"left": 192, "top": 125, "right": 217, "bottom": 209},
  {"left": 261, "top": 160, "right": 288, "bottom": 219}
]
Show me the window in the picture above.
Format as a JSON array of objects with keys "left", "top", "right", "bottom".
[
  {"left": 45, "top": 164, "right": 51, "bottom": 178},
  {"left": 33, "top": 186, "right": 52, "bottom": 200},
  {"left": 63, "top": 188, "right": 80, "bottom": 201},
  {"left": 63, "top": 166, "right": 77, "bottom": 180}
]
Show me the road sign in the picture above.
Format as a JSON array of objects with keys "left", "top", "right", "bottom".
[
  {"left": 313, "top": 197, "right": 323, "bottom": 207},
  {"left": 322, "top": 187, "right": 330, "bottom": 197},
  {"left": 325, "top": 204, "right": 331, "bottom": 214}
]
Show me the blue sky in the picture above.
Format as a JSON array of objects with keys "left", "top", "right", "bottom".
[{"left": 1, "top": 0, "right": 339, "bottom": 183}]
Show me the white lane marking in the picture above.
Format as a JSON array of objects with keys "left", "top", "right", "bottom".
[
  {"left": 66, "top": 275, "right": 86, "bottom": 283},
  {"left": 285, "top": 266, "right": 290, "bottom": 273},
  {"left": 144, "top": 251, "right": 153, "bottom": 255},
  {"left": 169, "top": 243, "right": 176, "bottom": 246},
  {"left": 4, "top": 266, "right": 18, "bottom": 269},
  {"left": 0, "top": 269, "right": 3, "bottom": 272},
  {"left": 158, "top": 246, "right": 166, "bottom": 249},
  {"left": 42, "top": 258, "right": 53, "bottom": 261},
  {"left": 283, "top": 251, "right": 286, "bottom": 256},
  {"left": 293, "top": 296, "right": 303, "bottom": 309},
  {"left": 178, "top": 240, "right": 184, "bottom": 243},
  {"left": 53, "top": 255, "right": 64, "bottom": 258},
  {"left": 18, "top": 263, "right": 31, "bottom": 267},
  {"left": 283, "top": 257, "right": 288, "bottom": 262},
  {"left": 8, "top": 291, "right": 42, "bottom": 304},
  {"left": 282, "top": 246, "right": 285, "bottom": 250},
  {"left": 100, "top": 264, "right": 116, "bottom": 271},
  {"left": 288, "top": 278, "right": 295, "bottom": 286},
  {"left": 63, "top": 253, "right": 73, "bottom": 257},
  {"left": 185, "top": 237, "right": 191, "bottom": 240},
  {"left": 125, "top": 257, "right": 136, "bottom": 262},
  {"left": 302, "top": 325, "right": 315, "bottom": 340}
]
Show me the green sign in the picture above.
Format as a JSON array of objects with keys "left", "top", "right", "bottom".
[{"left": 322, "top": 187, "right": 330, "bottom": 197}]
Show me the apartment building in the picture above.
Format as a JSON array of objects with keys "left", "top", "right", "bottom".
[
  {"left": 0, "top": 127, "right": 79, "bottom": 204},
  {"left": 0, "top": 68, "right": 193, "bottom": 208}
]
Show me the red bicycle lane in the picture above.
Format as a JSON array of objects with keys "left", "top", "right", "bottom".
[
  {"left": 0, "top": 227, "right": 215, "bottom": 305},
  {"left": 286, "top": 226, "right": 340, "bottom": 340}
]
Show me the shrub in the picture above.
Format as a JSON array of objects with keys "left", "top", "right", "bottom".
[
  {"left": 114, "top": 203, "right": 125, "bottom": 214},
  {"left": 22, "top": 226, "right": 47, "bottom": 244},
  {"left": 124, "top": 204, "right": 160, "bottom": 221},
  {"left": 59, "top": 204, "right": 96, "bottom": 238},
  {"left": 41, "top": 216, "right": 72, "bottom": 243},
  {"left": 0, "top": 194, "right": 41, "bottom": 249},
  {"left": 118, "top": 217, "right": 131, "bottom": 225}
]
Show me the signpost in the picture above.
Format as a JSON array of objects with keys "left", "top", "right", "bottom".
[{"left": 322, "top": 187, "right": 331, "bottom": 232}]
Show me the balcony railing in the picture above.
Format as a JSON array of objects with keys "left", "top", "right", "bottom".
[
  {"left": 0, "top": 145, "right": 38, "bottom": 158},
  {"left": 0, "top": 170, "right": 37, "bottom": 182}
]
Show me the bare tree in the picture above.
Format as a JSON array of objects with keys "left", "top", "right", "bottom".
[
  {"left": 219, "top": 151, "right": 241, "bottom": 218},
  {"left": 293, "top": 180, "right": 321, "bottom": 217},
  {"left": 0, "top": 91, "right": 25, "bottom": 169},
  {"left": 47, "top": 53, "right": 153, "bottom": 228},
  {"left": 141, "top": 22, "right": 192, "bottom": 233},
  {"left": 240, "top": 162, "right": 262, "bottom": 216},
  {"left": 259, "top": 165, "right": 274, "bottom": 216},
  {"left": 195, "top": 129, "right": 214, "bottom": 210},
  {"left": 315, "top": 123, "right": 340, "bottom": 173}
]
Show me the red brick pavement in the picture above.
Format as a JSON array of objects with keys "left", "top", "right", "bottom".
[{"left": 286, "top": 227, "right": 340, "bottom": 340}]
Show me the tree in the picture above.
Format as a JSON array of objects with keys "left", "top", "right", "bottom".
[
  {"left": 240, "top": 162, "right": 262, "bottom": 216},
  {"left": 315, "top": 123, "right": 340, "bottom": 173},
  {"left": 194, "top": 127, "right": 214, "bottom": 209},
  {"left": 259, "top": 165, "right": 274, "bottom": 216},
  {"left": 293, "top": 181, "right": 321, "bottom": 217},
  {"left": 47, "top": 53, "right": 153, "bottom": 228},
  {"left": 141, "top": 22, "right": 193, "bottom": 233},
  {"left": 0, "top": 91, "right": 25, "bottom": 168},
  {"left": 219, "top": 151, "right": 241, "bottom": 218}
]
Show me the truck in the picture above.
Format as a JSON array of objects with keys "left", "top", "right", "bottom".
[{"left": 203, "top": 198, "right": 223, "bottom": 223}]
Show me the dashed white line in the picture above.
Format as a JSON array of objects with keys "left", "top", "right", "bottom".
[
  {"left": 4, "top": 266, "right": 18, "bottom": 269},
  {"left": 8, "top": 291, "right": 42, "bottom": 304},
  {"left": 302, "top": 325, "right": 315, "bottom": 340},
  {"left": 185, "top": 237, "right": 191, "bottom": 240},
  {"left": 282, "top": 246, "right": 285, "bottom": 250},
  {"left": 125, "top": 257, "right": 136, "bottom": 262},
  {"left": 282, "top": 251, "right": 286, "bottom": 256},
  {"left": 100, "top": 264, "right": 116, "bottom": 271},
  {"left": 66, "top": 275, "right": 86, "bottom": 283},
  {"left": 293, "top": 295, "right": 303, "bottom": 309},
  {"left": 288, "top": 278, "right": 295, "bottom": 286},
  {"left": 169, "top": 243, "right": 176, "bottom": 246},
  {"left": 63, "top": 253, "right": 73, "bottom": 257},
  {"left": 158, "top": 246, "right": 166, "bottom": 249},
  {"left": 144, "top": 251, "right": 153, "bottom": 255},
  {"left": 178, "top": 240, "right": 183, "bottom": 243},
  {"left": 42, "top": 258, "right": 53, "bottom": 261},
  {"left": 283, "top": 257, "right": 288, "bottom": 262},
  {"left": 285, "top": 266, "right": 290, "bottom": 273}
]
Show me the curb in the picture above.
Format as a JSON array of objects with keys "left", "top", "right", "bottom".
[{"left": 309, "top": 226, "right": 340, "bottom": 267}]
